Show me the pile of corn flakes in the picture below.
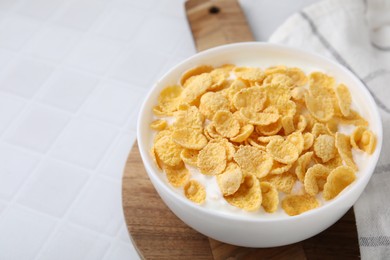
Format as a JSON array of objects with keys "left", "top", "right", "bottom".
[{"left": 150, "top": 64, "right": 376, "bottom": 216}]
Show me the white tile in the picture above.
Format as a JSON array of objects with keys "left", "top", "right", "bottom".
[
  {"left": 18, "top": 159, "right": 89, "bottom": 217},
  {"left": 99, "top": 132, "right": 136, "bottom": 180},
  {"left": 0, "top": 92, "right": 26, "bottom": 134},
  {"left": 0, "top": 202, "right": 6, "bottom": 215},
  {"left": 54, "top": 0, "right": 107, "bottom": 31},
  {"left": 135, "top": 15, "right": 186, "bottom": 53},
  {"left": 103, "top": 240, "right": 139, "bottom": 260},
  {"left": 0, "top": 13, "right": 41, "bottom": 50},
  {"left": 155, "top": 0, "right": 186, "bottom": 18},
  {"left": 51, "top": 118, "right": 118, "bottom": 169},
  {"left": 84, "top": 80, "right": 146, "bottom": 125},
  {"left": 114, "top": 0, "right": 154, "bottom": 10},
  {"left": 39, "top": 69, "right": 99, "bottom": 112},
  {"left": 69, "top": 176, "right": 123, "bottom": 235},
  {"left": 118, "top": 225, "right": 131, "bottom": 243},
  {"left": 0, "top": 143, "right": 40, "bottom": 199},
  {"left": 0, "top": 206, "right": 56, "bottom": 260},
  {"left": 0, "top": 57, "right": 54, "bottom": 98},
  {"left": 0, "top": 0, "right": 23, "bottom": 11},
  {"left": 39, "top": 223, "right": 110, "bottom": 260},
  {"left": 110, "top": 48, "right": 168, "bottom": 86},
  {"left": 16, "top": 0, "right": 65, "bottom": 20},
  {"left": 65, "top": 35, "right": 126, "bottom": 74},
  {"left": 93, "top": 8, "right": 146, "bottom": 42},
  {"left": 6, "top": 104, "right": 70, "bottom": 153},
  {"left": 0, "top": 48, "right": 16, "bottom": 71},
  {"left": 24, "top": 24, "right": 82, "bottom": 61}
]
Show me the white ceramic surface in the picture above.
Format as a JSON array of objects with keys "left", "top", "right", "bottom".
[{"left": 137, "top": 42, "right": 383, "bottom": 247}]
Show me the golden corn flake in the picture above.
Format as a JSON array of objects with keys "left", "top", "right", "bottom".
[
  {"left": 150, "top": 64, "right": 376, "bottom": 214},
  {"left": 312, "top": 123, "right": 332, "bottom": 137},
  {"left": 172, "top": 128, "right": 207, "bottom": 150},
  {"left": 197, "top": 142, "right": 227, "bottom": 175},
  {"left": 281, "top": 115, "right": 295, "bottom": 135},
  {"left": 180, "top": 149, "right": 199, "bottom": 167},
  {"left": 263, "top": 73, "right": 293, "bottom": 88},
  {"left": 234, "top": 67, "right": 264, "bottom": 82},
  {"left": 181, "top": 73, "right": 212, "bottom": 105},
  {"left": 180, "top": 65, "right": 214, "bottom": 86},
  {"left": 303, "top": 132, "right": 314, "bottom": 151},
  {"left": 221, "top": 79, "right": 248, "bottom": 103},
  {"left": 286, "top": 67, "right": 308, "bottom": 87},
  {"left": 335, "top": 84, "right": 352, "bottom": 117},
  {"left": 234, "top": 146, "right": 273, "bottom": 178},
  {"left": 264, "top": 84, "right": 291, "bottom": 107},
  {"left": 323, "top": 166, "right": 356, "bottom": 200},
  {"left": 184, "top": 180, "right": 206, "bottom": 204},
  {"left": 294, "top": 115, "right": 307, "bottom": 132},
  {"left": 305, "top": 93, "right": 334, "bottom": 122},
  {"left": 351, "top": 126, "right": 376, "bottom": 154},
  {"left": 278, "top": 100, "right": 297, "bottom": 118},
  {"left": 213, "top": 110, "right": 240, "bottom": 138},
  {"left": 295, "top": 151, "right": 313, "bottom": 182},
  {"left": 335, "top": 133, "right": 357, "bottom": 171},
  {"left": 165, "top": 164, "right": 190, "bottom": 187},
  {"left": 270, "top": 161, "right": 292, "bottom": 175},
  {"left": 281, "top": 194, "right": 319, "bottom": 216},
  {"left": 233, "top": 87, "right": 266, "bottom": 112},
  {"left": 199, "top": 92, "right": 230, "bottom": 120},
  {"left": 266, "top": 138, "right": 299, "bottom": 164},
  {"left": 173, "top": 106, "right": 204, "bottom": 130},
  {"left": 260, "top": 182, "right": 279, "bottom": 213},
  {"left": 217, "top": 163, "right": 243, "bottom": 196},
  {"left": 224, "top": 174, "right": 262, "bottom": 211},
  {"left": 313, "top": 134, "right": 336, "bottom": 163},
  {"left": 150, "top": 119, "right": 167, "bottom": 131},
  {"left": 154, "top": 135, "right": 183, "bottom": 167},
  {"left": 256, "top": 118, "right": 282, "bottom": 136},
  {"left": 304, "top": 164, "right": 330, "bottom": 196},
  {"left": 204, "top": 123, "right": 220, "bottom": 140},
  {"left": 230, "top": 124, "right": 254, "bottom": 142},
  {"left": 240, "top": 108, "right": 280, "bottom": 126},
  {"left": 209, "top": 138, "right": 235, "bottom": 161},
  {"left": 155, "top": 85, "right": 182, "bottom": 115},
  {"left": 286, "top": 132, "right": 304, "bottom": 155},
  {"left": 262, "top": 172, "right": 297, "bottom": 194}
]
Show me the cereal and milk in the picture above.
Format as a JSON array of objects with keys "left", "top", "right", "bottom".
[{"left": 149, "top": 65, "right": 376, "bottom": 216}]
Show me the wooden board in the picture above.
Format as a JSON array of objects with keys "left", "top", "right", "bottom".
[{"left": 122, "top": 0, "right": 361, "bottom": 259}]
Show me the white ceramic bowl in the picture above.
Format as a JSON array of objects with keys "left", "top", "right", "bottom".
[{"left": 137, "top": 42, "right": 383, "bottom": 247}]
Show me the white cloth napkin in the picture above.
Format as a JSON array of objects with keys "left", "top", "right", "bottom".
[{"left": 269, "top": 0, "right": 390, "bottom": 258}]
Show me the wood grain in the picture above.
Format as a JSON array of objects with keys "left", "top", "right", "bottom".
[
  {"left": 185, "top": 0, "right": 254, "bottom": 51},
  {"left": 122, "top": 0, "right": 360, "bottom": 258}
]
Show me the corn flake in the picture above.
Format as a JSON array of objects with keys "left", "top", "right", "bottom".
[
  {"left": 197, "top": 142, "right": 227, "bottom": 175},
  {"left": 180, "top": 149, "right": 199, "bottom": 167},
  {"left": 304, "top": 164, "right": 330, "bottom": 196},
  {"left": 184, "top": 180, "right": 206, "bottom": 204},
  {"left": 313, "top": 134, "right": 336, "bottom": 163},
  {"left": 234, "top": 67, "right": 264, "bottom": 82},
  {"left": 233, "top": 87, "right": 266, "bottom": 112},
  {"left": 239, "top": 108, "right": 280, "bottom": 126},
  {"left": 335, "top": 84, "right": 352, "bottom": 117},
  {"left": 262, "top": 172, "right": 297, "bottom": 194},
  {"left": 154, "top": 135, "right": 183, "bottom": 167},
  {"left": 199, "top": 92, "right": 230, "bottom": 120},
  {"left": 282, "top": 194, "right": 319, "bottom": 216},
  {"left": 217, "top": 163, "right": 243, "bottom": 196},
  {"left": 172, "top": 128, "right": 207, "bottom": 150},
  {"left": 260, "top": 182, "right": 279, "bottom": 213},
  {"left": 295, "top": 151, "right": 314, "bottom": 182},
  {"left": 224, "top": 174, "right": 262, "bottom": 211},
  {"left": 335, "top": 133, "right": 358, "bottom": 171},
  {"left": 266, "top": 139, "right": 299, "bottom": 164},
  {"left": 230, "top": 124, "right": 254, "bottom": 142},
  {"left": 351, "top": 126, "right": 376, "bottom": 154},
  {"left": 213, "top": 110, "right": 240, "bottom": 138},
  {"left": 165, "top": 164, "right": 190, "bottom": 187},
  {"left": 234, "top": 146, "right": 273, "bottom": 178},
  {"left": 323, "top": 166, "right": 356, "bottom": 200},
  {"left": 180, "top": 65, "right": 213, "bottom": 86}
]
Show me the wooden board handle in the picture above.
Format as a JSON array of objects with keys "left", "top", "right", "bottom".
[{"left": 185, "top": 0, "right": 255, "bottom": 51}]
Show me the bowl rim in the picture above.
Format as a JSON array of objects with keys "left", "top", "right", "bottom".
[{"left": 137, "top": 42, "right": 383, "bottom": 223}]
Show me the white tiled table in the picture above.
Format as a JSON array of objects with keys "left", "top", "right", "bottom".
[{"left": 0, "top": 0, "right": 318, "bottom": 259}]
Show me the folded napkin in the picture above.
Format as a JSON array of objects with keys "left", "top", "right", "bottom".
[{"left": 269, "top": 0, "right": 390, "bottom": 258}]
